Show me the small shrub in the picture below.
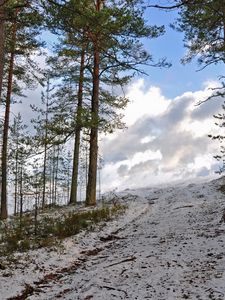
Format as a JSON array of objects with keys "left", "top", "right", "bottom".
[
  {"left": 111, "top": 204, "right": 126, "bottom": 216},
  {"left": 18, "top": 239, "right": 30, "bottom": 252},
  {"left": 0, "top": 202, "right": 127, "bottom": 257},
  {"left": 91, "top": 206, "right": 111, "bottom": 223},
  {"left": 37, "top": 236, "right": 56, "bottom": 248},
  {"left": 44, "top": 203, "right": 61, "bottom": 210},
  {"left": 39, "top": 216, "right": 56, "bottom": 238},
  {"left": 5, "top": 233, "right": 18, "bottom": 252}
]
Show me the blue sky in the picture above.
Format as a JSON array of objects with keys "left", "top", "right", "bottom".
[{"left": 142, "top": 8, "right": 224, "bottom": 98}]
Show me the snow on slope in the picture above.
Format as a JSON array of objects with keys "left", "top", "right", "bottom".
[{"left": 1, "top": 177, "right": 225, "bottom": 300}]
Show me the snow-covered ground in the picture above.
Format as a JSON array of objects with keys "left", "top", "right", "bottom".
[{"left": 1, "top": 177, "right": 225, "bottom": 300}]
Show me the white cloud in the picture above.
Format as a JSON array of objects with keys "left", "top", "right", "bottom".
[
  {"left": 100, "top": 79, "right": 223, "bottom": 191},
  {"left": 141, "top": 136, "right": 156, "bottom": 144},
  {"left": 123, "top": 79, "right": 169, "bottom": 126}
]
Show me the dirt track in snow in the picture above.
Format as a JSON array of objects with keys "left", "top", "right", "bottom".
[{"left": 3, "top": 179, "right": 225, "bottom": 300}]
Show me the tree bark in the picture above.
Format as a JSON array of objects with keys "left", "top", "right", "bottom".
[
  {"left": 86, "top": 0, "right": 103, "bottom": 206},
  {"left": 51, "top": 146, "right": 56, "bottom": 204},
  {"left": 69, "top": 47, "right": 85, "bottom": 205},
  {"left": 0, "top": 0, "right": 6, "bottom": 103},
  {"left": 54, "top": 144, "right": 59, "bottom": 204},
  {"left": 42, "top": 77, "right": 50, "bottom": 209},
  {"left": 42, "top": 129, "right": 47, "bottom": 209},
  {"left": 19, "top": 165, "right": 23, "bottom": 227},
  {"left": 86, "top": 44, "right": 100, "bottom": 206},
  {"left": 1, "top": 16, "right": 17, "bottom": 220},
  {"left": 14, "top": 138, "right": 19, "bottom": 215}
]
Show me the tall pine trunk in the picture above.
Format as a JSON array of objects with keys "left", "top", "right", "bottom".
[
  {"left": 54, "top": 144, "right": 59, "bottom": 204},
  {"left": 49, "top": 158, "right": 53, "bottom": 205},
  {"left": 0, "top": 1, "right": 5, "bottom": 102},
  {"left": 14, "top": 139, "right": 19, "bottom": 215},
  {"left": 42, "top": 134, "right": 47, "bottom": 209},
  {"left": 51, "top": 147, "right": 56, "bottom": 205},
  {"left": 1, "top": 16, "right": 17, "bottom": 219},
  {"left": 42, "top": 78, "right": 50, "bottom": 209},
  {"left": 86, "top": 0, "right": 103, "bottom": 206},
  {"left": 69, "top": 47, "right": 85, "bottom": 205},
  {"left": 19, "top": 165, "right": 23, "bottom": 226},
  {"left": 86, "top": 44, "right": 100, "bottom": 206}
]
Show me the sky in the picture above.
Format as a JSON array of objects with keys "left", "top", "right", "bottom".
[
  {"left": 12, "top": 5, "right": 225, "bottom": 193},
  {"left": 98, "top": 7, "right": 225, "bottom": 191},
  {"left": 100, "top": 79, "right": 223, "bottom": 191}
]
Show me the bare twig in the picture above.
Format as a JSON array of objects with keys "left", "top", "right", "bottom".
[
  {"left": 147, "top": 1, "right": 189, "bottom": 10},
  {"left": 105, "top": 256, "right": 136, "bottom": 268},
  {"left": 174, "top": 205, "right": 194, "bottom": 210},
  {"left": 102, "top": 285, "right": 128, "bottom": 297}
]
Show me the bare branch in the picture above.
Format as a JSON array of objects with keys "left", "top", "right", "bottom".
[{"left": 147, "top": 0, "right": 189, "bottom": 10}]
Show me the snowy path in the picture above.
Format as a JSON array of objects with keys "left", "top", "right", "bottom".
[{"left": 2, "top": 178, "right": 225, "bottom": 300}]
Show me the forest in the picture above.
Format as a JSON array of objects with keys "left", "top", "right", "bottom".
[
  {"left": 0, "top": 1, "right": 224, "bottom": 220},
  {"left": 1, "top": 1, "right": 225, "bottom": 299},
  {"left": 0, "top": 0, "right": 166, "bottom": 221}
]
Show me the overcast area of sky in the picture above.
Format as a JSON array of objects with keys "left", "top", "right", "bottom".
[{"left": 13, "top": 6, "right": 225, "bottom": 193}]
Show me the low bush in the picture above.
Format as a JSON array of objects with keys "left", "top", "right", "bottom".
[{"left": 0, "top": 203, "right": 126, "bottom": 257}]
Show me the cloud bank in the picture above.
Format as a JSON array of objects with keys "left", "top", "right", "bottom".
[{"left": 100, "top": 79, "right": 223, "bottom": 191}]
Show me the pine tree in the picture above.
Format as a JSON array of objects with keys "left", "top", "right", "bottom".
[
  {"left": 60, "top": 150, "right": 72, "bottom": 204},
  {"left": 44, "top": 0, "right": 168, "bottom": 207},
  {"left": 1, "top": 5, "right": 18, "bottom": 219},
  {"left": 0, "top": 0, "right": 6, "bottom": 102},
  {"left": 157, "top": 0, "right": 225, "bottom": 68},
  {"left": 31, "top": 75, "right": 54, "bottom": 209},
  {"left": 49, "top": 37, "right": 89, "bottom": 205},
  {"left": 0, "top": 0, "right": 43, "bottom": 219},
  {"left": 84, "top": 0, "right": 166, "bottom": 206},
  {"left": 69, "top": 46, "right": 86, "bottom": 205},
  {"left": 8, "top": 112, "right": 28, "bottom": 215}
]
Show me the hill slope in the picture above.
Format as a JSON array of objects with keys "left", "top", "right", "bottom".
[{"left": 1, "top": 177, "right": 225, "bottom": 300}]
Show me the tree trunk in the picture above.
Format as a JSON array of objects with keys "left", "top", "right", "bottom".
[
  {"left": 51, "top": 147, "right": 55, "bottom": 205},
  {"left": 34, "top": 174, "right": 38, "bottom": 236},
  {"left": 42, "top": 77, "right": 50, "bottom": 209},
  {"left": 69, "top": 47, "right": 85, "bottom": 205},
  {"left": 42, "top": 137, "right": 47, "bottom": 209},
  {"left": 223, "top": 12, "right": 225, "bottom": 53},
  {"left": 86, "top": 0, "right": 103, "bottom": 206},
  {"left": 49, "top": 158, "right": 53, "bottom": 205},
  {"left": 34, "top": 192, "right": 38, "bottom": 236},
  {"left": 86, "top": 44, "right": 100, "bottom": 206},
  {"left": 14, "top": 138, "right": 19, "bottom": 215},
  {"left": 67, "top": 160, "right": 70, "bottom": 203},
  {"left": 1, "top": 16, "right": 17, "bottom": 220},
  {"left": 54, "top": 144, "right": 59, "bottom": 204},
  {"left": 19, "top": 165, "right": 23, "bottom": 229},
  {"left": 0, "top": 0, "right": 5, "bottom": 103}
]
